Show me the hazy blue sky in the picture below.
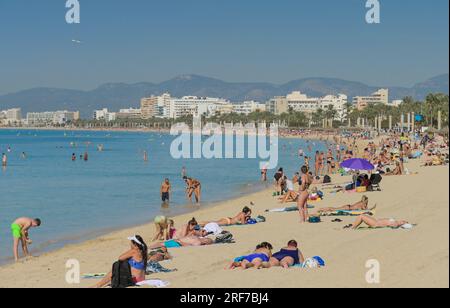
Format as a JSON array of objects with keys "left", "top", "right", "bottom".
[{"left": 0, "top": 0, "right": 448, "bottom": 94}]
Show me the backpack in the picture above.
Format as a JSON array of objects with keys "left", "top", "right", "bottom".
[
  {"left": 323, "top": 175, "right": 331, "bottom": 184},
  {"left": 111, "top": 260, "right": 135, "bottom": 289}
]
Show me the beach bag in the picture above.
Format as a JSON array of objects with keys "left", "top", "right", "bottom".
[
  {"left": 308, "top": 216, "right": 321, "bottom": 223},
  {"left": 111, "top": 260, "right": 134, "bottom": 289},
  {"left": 323, "top": 175, "right": 331, "bottom": 184},
  {"left": 247, "top": 218, "right": 257, "bottom": 225}
]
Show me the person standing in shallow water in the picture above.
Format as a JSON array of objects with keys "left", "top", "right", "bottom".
[
  {"left": 84, "top": 152, "right": 89, "bottom": 161},
  {"left": 2, "top": 153, "right": 7, "bottom": 167},
  {"left": 160, "top": 178, "right": 171, "bottom": 205}
]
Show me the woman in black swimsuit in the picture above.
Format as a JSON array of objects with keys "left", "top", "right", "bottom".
[{"left": 269, "top": 240, "right": 305, "bottom": 269}]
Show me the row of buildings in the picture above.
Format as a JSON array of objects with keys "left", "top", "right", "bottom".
[
  {"left": 93, "top": 89, "right": 395, "bottom": 123},
  {"left": 2, "top": 88, "right": 400, "bottom": 126},
  {"left": 0, "top": 108, "right": 80, "bottom": 126}
]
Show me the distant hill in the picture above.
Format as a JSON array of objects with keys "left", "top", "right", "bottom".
[{"left": 0, "top": 74, "right": 448, "bottom": 117}]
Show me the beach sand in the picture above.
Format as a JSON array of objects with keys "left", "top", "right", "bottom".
[{"left": 0, "top": 159, "right": 448, "bottom": 288}]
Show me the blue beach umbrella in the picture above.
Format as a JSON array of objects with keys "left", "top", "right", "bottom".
[{"left": 340, "top": 158, "right": 374, "bottom": 171}]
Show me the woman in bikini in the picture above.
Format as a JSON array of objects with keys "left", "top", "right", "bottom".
[
  {"left": 201, "top": 207, "right": 252, "bottom": 226},
  {"left": 317, "top": 195, "right": 376, "bottom": 214},
  {"left": 93, "top": 235, "right": 148, "bottom": 288},
  {"left": 229, "top": 242, "right": 273, "bottom": 270},
  {"left": 184, "top": 177, "right": 202, "bottom": 203},
  {"left": 297, "top": 165, "right": 312, "bottom": 223},
  {"left": 347, "top": 215, "right": 409, "bottom": 230}
]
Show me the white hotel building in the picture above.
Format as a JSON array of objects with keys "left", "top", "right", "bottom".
[
  {"left": 26, "top": 110, "right": 80, "bottom": 126},
  {"left": 0, "top": 108, "right": 22, "bottom": 125},
  {"left": 232, "top": 101, "right": 266, "bottom": 115},
  {"left": 169, "top": 96, "right": 231, "bottom": 119},
  {"left": 279, "top": 91, "right": 348, "bottom": 121}
]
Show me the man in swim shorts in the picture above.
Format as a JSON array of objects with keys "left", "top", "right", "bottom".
[
  {"left": 11, "top": 217, "right": 41, "bottom": 262},
  {"left": 160, "top": 178, "right": 171, "bottom": 204}
]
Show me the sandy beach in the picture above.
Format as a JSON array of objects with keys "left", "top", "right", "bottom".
[{"left": 0, "top": 156, "right": 448, "bottom": 288}]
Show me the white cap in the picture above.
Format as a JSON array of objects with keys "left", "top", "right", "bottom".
[{"left": 127, "top": 235, "right": 144, "bottom": 246}]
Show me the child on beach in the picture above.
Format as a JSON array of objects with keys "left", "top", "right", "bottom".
[
  {"left": 11, "top": 217, "right": 41, "bottom": 262},
  {"left": 152, "top": 216, "right": 170, "bottom": 242}
]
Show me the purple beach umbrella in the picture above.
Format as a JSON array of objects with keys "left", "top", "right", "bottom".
[{"left": 340, "top": 158, "right": 374, "bottom": 171}]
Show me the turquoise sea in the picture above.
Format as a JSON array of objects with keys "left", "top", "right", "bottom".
[{"left": 0, "top": 129, "right": 328, "bottom": 264}]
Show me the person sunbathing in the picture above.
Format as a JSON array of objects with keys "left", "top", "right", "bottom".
[
  {"left": 280, "top": 177, "right": 299, "bottom": 204},
  {"left": 345, "top": 215, "right": 409, "bottom": 230},
  {"left": 148, "top": 246, "right": 172, "bottom": 262},
  {"left": 385, "top": 161, "right": 402, "bottom": 176},
  {"left": 200, "top": 206, "right": 252, "bottom": 226},
  {"left": 229, "top": 242, "right": 273, "bottom": 270},
  {"left": 149, "top": 234, "right": 214, "bottom": 249},
  {"left": 269, "top": 240, "right": 305, "bottom": 269},
  {"left": 93, "top": 235, "right": 147, "bottom": 288},
  {"left": 173, "top": 217, "right": 199, "bottom": 239},
  {"left": 317, "top": 195, "right": 375, "bottom": 214}
]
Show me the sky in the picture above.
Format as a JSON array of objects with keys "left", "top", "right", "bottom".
[{"left": 0, "top": 0, "right": 448, "bottom": 94}]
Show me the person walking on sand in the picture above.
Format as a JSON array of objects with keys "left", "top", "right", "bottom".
[
  {"left": 11, "top": 217, "right": 41, "bottom": 262},
  {"left": 160, "top": 178, "right": 171, "bottom": 204}
]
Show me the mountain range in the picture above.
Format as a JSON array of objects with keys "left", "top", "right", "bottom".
[{"left": 0, "top": 74, "right": 448, "bottom": 117}]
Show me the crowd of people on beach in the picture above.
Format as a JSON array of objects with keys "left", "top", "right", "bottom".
[{"left": 6, "top": 127, "right": 449, "bottom": 287}]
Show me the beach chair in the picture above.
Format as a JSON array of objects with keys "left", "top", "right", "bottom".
[{"left": 369, "top": 174, "right": 382, "bottom": 191}]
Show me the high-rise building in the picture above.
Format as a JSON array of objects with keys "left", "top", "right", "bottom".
[
  {"left": 266, "top": 97, "right": 289, "bottom": 115},
  {"left": 353, "top": 89, "right": 389, "bottom": 110}
]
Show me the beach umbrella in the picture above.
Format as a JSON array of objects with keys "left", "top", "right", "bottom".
[{"left": 340, "top": 158, "right": 374, "bottom": 171}]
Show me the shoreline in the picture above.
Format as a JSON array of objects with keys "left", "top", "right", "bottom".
[
  {"left": 0, "top": 179, "right": 271, "bottom": 267},
  {"left": 0, "top": 158, "right": 448, "bottom": 287},
  {"left": 1, "top": 132, "right": 448, "bottom": 288}
]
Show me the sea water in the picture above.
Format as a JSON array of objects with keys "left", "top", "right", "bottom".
[{"left": 0, "top": 129, "right": 328, "bottom": 264}]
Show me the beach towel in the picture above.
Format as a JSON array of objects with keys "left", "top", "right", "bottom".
[
  {"left": 265, "top": 205, "right": 314, "bottom": 213},
  {"left": 136, "top": 279, "right": 170, "bottom": 288},
  {"left": 321, "top": 210, "right": 374, "bottom": 217},
  {"left": 82, "top": 273, "right": 107, "bottom": 279},
  {"left": 203, "top": 222, "right": 223, "bottom": 236},
  {"left": 146, "top": 262, "right": 177, "bottom": 274}
]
